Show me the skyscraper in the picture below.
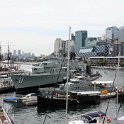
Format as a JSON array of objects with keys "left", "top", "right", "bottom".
[
  {"left": 119, "top": 26, "right": 124, "bottom": 42},
  {"left": 106, "top": 26, "right": 119, "bottom": 43},
  {"left": 54, "top": 38, "right": 67, "bottom": 55},
  {"left": 13, "top": 50, "right": 16, "bottom": 55},
  {"left": 75, "top": 30, "right": 87, "bottom": 53},
  {"left": 18, "top": 50, "right": 21, "bottom": 55}
]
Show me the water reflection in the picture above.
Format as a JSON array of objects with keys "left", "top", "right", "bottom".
[{"left": 0, "top": 68, "right": 124, "bottom": 124}]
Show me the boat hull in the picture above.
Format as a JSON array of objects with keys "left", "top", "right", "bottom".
[
  {"left": 37, "top": 95, "right": 79, "bottom": 109},
  {"left": 10, "top": 72, "right": 66, "bottom": 92}
]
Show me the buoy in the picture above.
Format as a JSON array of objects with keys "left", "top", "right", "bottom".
[{"left": 107, "top": 117, "right": 111, "bottom": 123}]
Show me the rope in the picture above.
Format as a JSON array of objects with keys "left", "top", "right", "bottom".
[{"left": 103, "top": 69, "right": 118, "bottom": 124}]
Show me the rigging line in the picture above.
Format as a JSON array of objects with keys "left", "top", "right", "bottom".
[
  {"left": 116, "top": 102, "right": 121, "bottom": 119},
  {"left": 42, "top": 57, "right": 65, "bottom": 124},
  {"left": 116, "top": 88, "right": 123, "bottom": 118},
  {"left": 103, "top": 69, "right": 118, "bottom": 124},
  {"left": 54, "top": 57, "right": 65, "bottom": 88}
]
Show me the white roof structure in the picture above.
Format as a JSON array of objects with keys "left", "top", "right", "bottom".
[
  {"left": 70, "top": 78, "right": 80, "bottom": 82},
  {"left": 92, "top": 81, "right": 113, "bottom": 84},
  {"left": 79, "top": 48, "right": 93, "bottom": 53},
  {"left": 70, "top": 91, "right": 101, "bottom": 95}
]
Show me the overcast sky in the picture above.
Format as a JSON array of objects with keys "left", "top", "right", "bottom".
[{"left": 0, "top": 0, "right": 124, "bottom": 56}]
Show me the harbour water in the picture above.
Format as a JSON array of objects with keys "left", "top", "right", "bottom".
[{"left": 1, "top": 64, "right": 124, "bottom": 124}]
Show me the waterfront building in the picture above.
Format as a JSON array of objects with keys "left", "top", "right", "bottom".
[
  {"left": 113, "top": 42, "right": 124, "bottom": 56},
  {"left": 18, "top": 50, "right": 21, "bottom": 55},
  {"left": 106, "top": 26, "right": 119, "bottom": 43},
  {"left": 85, "top": 37, "right": 99, "bottom": 48},
  {"left": 121, "top": 42, "right": 124, "bottom": 56},
  {"left": 12, "top": 49, "right": 35, "bottom": 61},
  {"left": 89, "top": 56, "right": 124, "bottom": 66},
  {"left": 13, "top": 50, "right": 17, "bottom": 56},
  {"left": 113, "top": 42, "right": 121, "bottom": 56},
  {"left": 78, "top": 48, "right": 96, "bottom": 59},
  {"left": 119, "top": 26, "right": 124, "bottom": 42},
  {"left": 54, "top": 38, "right": 67, "bottom": 55},
  {"left": 96, "top": 40, "right": 108, "bottom": 46},
  {"left": 78, "top": 45, "right": 109, "bottom": 59},
  {"left": 75, "top": 30, "right": 87, "bottom": 53}
]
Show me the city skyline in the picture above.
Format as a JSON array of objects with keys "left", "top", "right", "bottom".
[{"left": 0, "top": 0, "right": 124, "bottom": 56}]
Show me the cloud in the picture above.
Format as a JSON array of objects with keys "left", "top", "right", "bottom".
[{"left": 0, "top": 0, "right": 123, "bottom": 55}]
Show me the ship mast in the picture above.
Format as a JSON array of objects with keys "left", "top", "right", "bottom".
[
  {"left": 0, "top": 43, "right": 2, "bottom": 68},
  {"left": 65, "top": 27, "right": 71, "bottom": 124},
  {"left": 7, "top": 43, "right": 10, "bottom": 70}
]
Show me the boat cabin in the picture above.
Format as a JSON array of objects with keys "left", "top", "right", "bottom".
[
  {"left": 32, "top": 59, "right": 66, "bottom": 74},
  {"left": 69, "top": 91, "right": 101, "bottom": 105},
  {"left": 62, "top": 78, "right": 92, "bottom": 91},
  {"left": 91, "top": 81, "right": 115, "bottom": 92},
  {"left": 32, "top": 61, "right": 55, "bottom": 74}
]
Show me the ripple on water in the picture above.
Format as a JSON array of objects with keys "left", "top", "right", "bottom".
[{"left": 1, "top": 68, "right": 124, "bottom": 124}]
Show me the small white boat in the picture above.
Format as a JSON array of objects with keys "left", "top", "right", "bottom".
[
  {"left": 21, "top": 93, "right": 37, "bottom": 106},
  {"left": 92, "top": 80, "right": 114, "bottom": 85},
  {"left": 0, "top": 106, "right": 13, "bottom": 124},
  {"left": 68, "top": 111, "right": 111, "bottom": 124},
  {"left": 69, "top": 120, "right": 85, "bottom": 124},
  {"left": 117, "top": 116, "right": 124, "bottom": 124},
  {"left": 92, "top": 80, "right": 117, "bottom": 99}
]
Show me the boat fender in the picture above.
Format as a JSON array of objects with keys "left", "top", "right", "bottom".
[
  {"left": 107, "top": 117, "right": 111, "bottom": 123},
  {"left": 102, "top": 83, "right": 107, "bottom": 88},
  {"left": 99, "top": 114, "right": 103, "bottom": 119}
]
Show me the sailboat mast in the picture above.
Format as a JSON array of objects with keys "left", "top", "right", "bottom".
[
  {"left": 65, "top": 27, "right": 71, "bottom": 124},
  {"left": 116, "top": 52, "right": 120, "bottom": 121},
  {"left": 8, "top": 43, "right": 10, "bottom": 70},
  {"left": 0, "top": 43, "right": 2, "bottom": 68},
  {"left": 8, "top": 44, "right": 9, "bottom": 69}
]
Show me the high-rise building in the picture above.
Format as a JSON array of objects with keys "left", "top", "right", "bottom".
[
  {"left": 54, "top": 38, "right": 67, "bottom": 55},
  {"left": 13, "top": 50, "right": 16, "bottom": 55},
  {"left": 75, "top": 30, "right": 87, "bottom": 53},
  {"left": 119, "top": 26, "right": 124, "bottom": 42},
  {"left": 106, "top": 26, "right": 119, "bottom": 43},
  {"left": 113, "top": 43, "right": 121, "bottom": 56},
  {"left": 120, "top": 42, "right": 124, "bottom": 55},
  {"left": 85, "top": 37, "right": 99, "bottom": 48},
  {"left": 18, "top": 50, "right": 21, "bottom": 55}
]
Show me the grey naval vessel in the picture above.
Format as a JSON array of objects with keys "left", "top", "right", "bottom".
[{"left": 10, "top": 54, "right": 82, "bottom": 93}]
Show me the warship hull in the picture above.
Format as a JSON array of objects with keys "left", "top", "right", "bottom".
[{"left": 11, "top": 72, "right": 66, "bottom": 93}]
